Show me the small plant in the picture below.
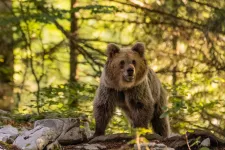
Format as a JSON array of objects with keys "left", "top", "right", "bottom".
[{"left": 27, "top": 82, "right": 96, "bottom": 114}]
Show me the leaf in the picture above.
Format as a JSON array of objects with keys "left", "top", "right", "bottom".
[
  {"left": 70, "top": 5, "right": 118, "bottom": 14},
  {"left": 199, "top": 147, "right": 210, "bottom": 150},
  {"left": 160, "top": 111, "right": 169, "bottom": 118}
]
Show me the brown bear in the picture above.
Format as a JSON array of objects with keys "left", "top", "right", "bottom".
[{"left": 93, "top": 42, "right": 170, "bottom": 137}]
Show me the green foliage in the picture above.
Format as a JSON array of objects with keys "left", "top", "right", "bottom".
[
  {"left": 0, "top": 141, "right": 18, "bottom": 150},
  {"left": 0, "top": 0, "right": 118, "bottom": 25},
  {"left": 71, "top": 5, "right": 118, "bottom": 14},
  {"left": 27, "top": 82, "right": 96, "bottom": 113},
  {"left": 189, "top": 136, "right": 201, "bottom": 147},
  {"left": 199, "top": 147, "right": 210, "bottom": 150},
  {"left": 106, "top": 110, "right": 131, "bottom": 134}
]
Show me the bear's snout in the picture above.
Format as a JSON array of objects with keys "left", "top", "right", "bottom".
[
  {"left": 123, "top": 65, "right": 135, "bottom": 82},
  {"left": 127, "top": 68, "right": 134, "bottom": 76}
]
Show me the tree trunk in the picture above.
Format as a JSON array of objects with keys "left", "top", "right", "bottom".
[
  {"left": 171, "top": 1, "right": 178, "bottom": 96},
  {"left": 69, "top": 0, "right": 79, "bottom": 107},
  {"left": 69, "top": 0, "right": 78, "bottom": 83},
  {"left": 172, "top": 36, "right": 177, "bottom": 96},
  {"left": 0, "top": 0, "right": 14, "bottom": 111}
]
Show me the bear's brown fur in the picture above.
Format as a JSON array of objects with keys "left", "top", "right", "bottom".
[{"left": 93, "top": 42, "right": 170, "bottom": 137}]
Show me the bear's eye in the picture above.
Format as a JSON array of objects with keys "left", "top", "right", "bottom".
[
  {"left": 120, "top": 60, "right": 125, "bottom": 68},
  {"left": 132, "top": 60, "right": 136, "bottom": 65}
]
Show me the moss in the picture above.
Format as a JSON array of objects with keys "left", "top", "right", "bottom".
[{"left": 0, "top": 141, "right": 21, "bottom": 150}]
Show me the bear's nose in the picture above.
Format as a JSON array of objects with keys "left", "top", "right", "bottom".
[{"left": 127, "top": 68, "right": 134, "bottom": 76}]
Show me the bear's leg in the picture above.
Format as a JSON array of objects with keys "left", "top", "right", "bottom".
[
  {"left": 93, "top": 101, "right": 115, "bottom": 137},
  {"left": 151, "top": 103, "right": 170, "bottom": 137},
  {"left": 121, "top": 102, "right": 151, "bottom": 129},
  {"left": 132, "top": 114, "right": 149, "bottom": 129}
]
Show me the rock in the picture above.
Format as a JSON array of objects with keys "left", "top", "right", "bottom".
[
  {"left": 13, "top": 125, "right": 58, "bottom": 150},
  {"left": 0, "top": 125, "right": 19, "bottom": 143},
  {"left": 145, "top": 133, "right": 163, "bottom": 141},
  {"left": 157, "top": 143, "right": 167, "bottom": 148},
  {"left": 134, "top": 142, "right": 170, "bottom": 150},
  {"left": 164, "top": 135, "right": 187, "bottom": 149},
  {"left": 84, "top": 122, "right": 94, "bottom": 139},
  {"left": 74, "top": 145, "right": 83, "bottom": 149},
  {"left": 0, "top": 109, "right": 9, "bottom": 115},
  {"left": 200, "top": 138, "right": 210, "bottom": 147},
  {"left": 13, "top": 118, "right": 93, "bottom": 150},
  {"left": 84, "top": 144, "right": 99, "bottom": 150},
  {"left": 36, "top": 136, "right": 50, "bottom": 150},
  {"left": 0, "top": 116, "right": 12, "bottom": 123},
  {"left": 89, "top": 133, "right": 133, "bottom": 143},
  {"left": 34, "top": 118, "right": 65, "bottom": 137},
  {"left": 74, "top": 143, "right": 106, "bottom": 150},
  {"left": 46, "top": 141, "right": 62, "bottom": 150},
  {"left": 0, "top": 145, "right": 7, "bottom": 150},
  {"left": 34, "top": 118, "right": 80, "bottom": 130},
  {"left": 167, "top": 148, "right": 175, "bottom": 150},
  {"left": 55, "top": 118, "right": 91, "bottom": 144},
  {"left": 168, "top": 133, "right": 180, "bottom": 138},
  {"left": 148, "top": 142, "right": 156, "bottom": 147},
  {"left": 134, "top": 143, "right": 148, "bottom": 150},
  {"left": 95, "top": 144, "right": 107, "bottom": 149},
  {"left": 58, "top": 126, "right": 84, "bottom": 144},
  {"left": 19, "top": 127, "right": 28, "bottom": 135},
  {"left": 34, "top": 118, "right": 89, "bottom": 144},
  {"left": 0, "top": 125, "right": 18, "bottom": 136}
]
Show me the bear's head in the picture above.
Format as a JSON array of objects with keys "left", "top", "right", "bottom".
[{"left": 102, "top": 42, "right": 148, "bottom": 90}]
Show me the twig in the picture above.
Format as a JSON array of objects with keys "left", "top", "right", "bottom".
[{"left": 185, "top": 132, "right": 191, "bottom": 150}]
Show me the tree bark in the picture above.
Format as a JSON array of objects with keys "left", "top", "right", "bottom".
[
  {"left": 171, "top": 1, "right": 178, "bottom": 96},
  {"left": 69, "top": 0, "right": 78, "bottom": 83},
  {"left": 69, "top": 0, "right": 79, "bottom": 107},
  {"left": 0, "top": 0, "right": 14, "bottom": 111},
  {"left": 172, "top": 36, "right": 178, "bottom": 96}
]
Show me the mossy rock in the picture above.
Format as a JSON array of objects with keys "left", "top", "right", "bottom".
[{"left": 0, "top": 141, "right": 21, "bottom": 150}]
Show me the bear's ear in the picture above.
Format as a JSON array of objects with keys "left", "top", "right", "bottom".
[
  {"left": 132, "top": 42, "right": 145, "bottom": 57},
  {"left": 106, "top": 43, "right": 120, "bottom": 58}
]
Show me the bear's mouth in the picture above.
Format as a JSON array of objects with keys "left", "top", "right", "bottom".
[{"left": 123, "top": 75, "right": 135, "bottom": 82}]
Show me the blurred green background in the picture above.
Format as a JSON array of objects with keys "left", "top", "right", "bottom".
[{"left": 0, "top": 0, "right": 224, "bottom": 138}]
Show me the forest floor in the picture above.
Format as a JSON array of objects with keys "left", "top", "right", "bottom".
[
  {"left": 1, "top": 136, "right": 225, "bottom": 150},
  {"left": 1, "top": 112, "right": 225, "bottom": 150},
  {"left": 62, "top": 141, "right": 225, "bottom": 150}
]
